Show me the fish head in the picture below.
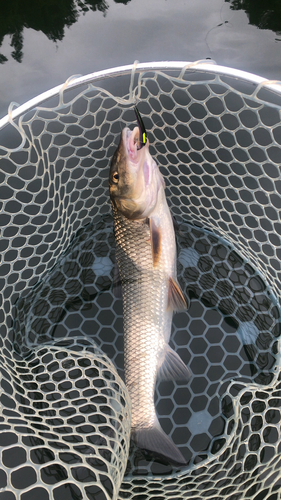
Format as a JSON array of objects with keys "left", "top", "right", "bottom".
[{"left": 109, "top": 124, "right": 164, "bottom": 220}]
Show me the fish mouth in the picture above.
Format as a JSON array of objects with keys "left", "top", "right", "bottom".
[{"left": 124, "top": 127, "right": 144, "bottom": 162}]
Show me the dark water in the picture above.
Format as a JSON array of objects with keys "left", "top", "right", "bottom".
[
  {"left": 1, "top": 0, "right": 281, "bottom": 120},
  {"left": 13, "top": 214, "right": 281, "bottom": 474}
]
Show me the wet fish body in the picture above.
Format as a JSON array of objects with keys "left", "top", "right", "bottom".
[{"left": 109, "top": 113, "right": 189, "bottom": 464}]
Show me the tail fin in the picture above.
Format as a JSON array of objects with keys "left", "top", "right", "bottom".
[{"left": 133, "top": 418, "right": 186, "bottom": 465}]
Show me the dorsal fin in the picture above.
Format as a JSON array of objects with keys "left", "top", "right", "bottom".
[
  {"left": 167, "top": 277, "right": 188, "bottom": 311},
  {"left": 149, "top": 217, "right": 161, "bottom": 267}
]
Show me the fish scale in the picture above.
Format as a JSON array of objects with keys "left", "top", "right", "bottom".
[{"left": 113, "top": 207, "right": 168, "bottom": 430}]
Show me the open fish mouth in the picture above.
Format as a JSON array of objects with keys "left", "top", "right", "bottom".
[{"left": 125, "top": 127, "right": 140, "bottom": 160}]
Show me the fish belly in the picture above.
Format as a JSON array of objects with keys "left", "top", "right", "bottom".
[
  {"left": 123, "top": 275, "right": 169, "bottom": 430},
  {"left": 114, "top": 208, "right": 168, "bottom": 418}
]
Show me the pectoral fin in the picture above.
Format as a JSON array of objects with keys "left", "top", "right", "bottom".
[
  {"left": 157, "top": 344, "right": 191, "bottom": 381},
  {"left": 167, "top": 277, "right": 188, "bottom": 311},
  {"left": 149, "top": 216, "right": 161, "bottom": 267}
]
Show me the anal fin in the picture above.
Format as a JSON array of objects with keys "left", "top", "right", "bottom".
[
  {"left": 158, "top": 344, "right": 191, "bottom": 381},
  {"left": 167, "top": 277, "right": 189, "bottom": 311}
]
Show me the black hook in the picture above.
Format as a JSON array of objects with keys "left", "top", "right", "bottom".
[{"left": 134, "top": 106, "right": 147, "bottom": 150}]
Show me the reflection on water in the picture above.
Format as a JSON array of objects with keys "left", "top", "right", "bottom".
[
  {"left": 225, "top": 0, "right": 281, "bottom": 35},
  {"left": 0, "top": 0, "right": 131, "bottom": 64},
  {"left": 1, "top": 0, "right": 281, "bottom": 65}
]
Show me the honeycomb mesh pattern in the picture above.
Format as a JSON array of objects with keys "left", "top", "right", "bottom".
[{"left": 0, "top": 62, "right": 281, "bottom": 499}]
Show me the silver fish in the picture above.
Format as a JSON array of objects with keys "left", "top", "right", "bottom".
[{"left": 109, "top": 108, "right": 190, "bottom": 464}]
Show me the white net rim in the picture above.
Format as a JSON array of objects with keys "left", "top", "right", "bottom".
[{"left": 1, "top": 59, "right": 281, "bottom": 130}]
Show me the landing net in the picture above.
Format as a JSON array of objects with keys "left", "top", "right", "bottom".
[{"left": 0, "top": 61, "right": 281, "bottom": 500}]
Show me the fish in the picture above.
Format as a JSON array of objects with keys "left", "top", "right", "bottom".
[{"left": 109, "top": 107, "right": 190, "bottom": 465}]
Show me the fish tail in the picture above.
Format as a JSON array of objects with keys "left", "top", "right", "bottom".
[{"left": 133, "top": 417, "right": 186, "bottom": 465}]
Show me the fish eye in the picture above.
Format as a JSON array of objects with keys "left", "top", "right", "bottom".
[{"left": 112, "top": 172, "right": 119, "bottom": 183}]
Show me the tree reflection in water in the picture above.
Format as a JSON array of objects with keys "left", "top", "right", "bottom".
[
  {"left": 0, "top": 0, "right": 130, "bottom": 64},
  {"left": 225, "top": 0, "right": 281, "bottom": 36}
]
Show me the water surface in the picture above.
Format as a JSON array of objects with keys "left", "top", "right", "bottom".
[{"left": 1, "top": 0, "right": 281, "bottom": 118}]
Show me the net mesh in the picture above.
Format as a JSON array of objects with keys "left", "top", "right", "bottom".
[{"left": 0, "top": 61, "right": 281, "bottom": 499}]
